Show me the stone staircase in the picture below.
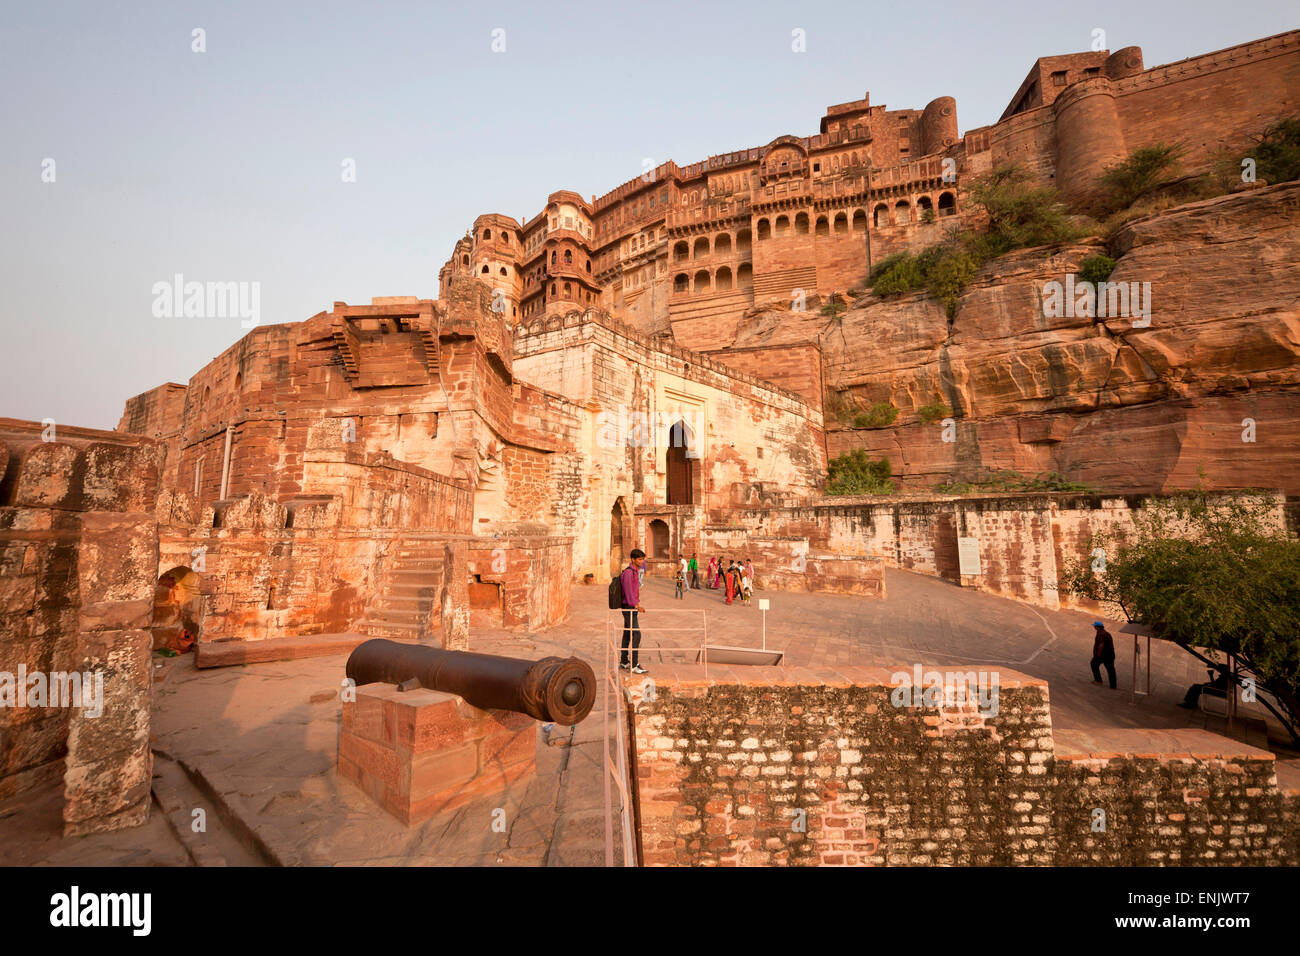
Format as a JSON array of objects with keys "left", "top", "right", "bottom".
[{"left": 356, "top": 539, "right": 444, "bottom": 641}]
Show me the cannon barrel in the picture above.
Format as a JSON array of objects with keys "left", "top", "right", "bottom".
[{"left": 345, "top": 639, "right": 596, "bottom": 725}]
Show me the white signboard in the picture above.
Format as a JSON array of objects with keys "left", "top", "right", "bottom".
[{"left": 958, "top": 537, "right": 982, "bottom": 576}]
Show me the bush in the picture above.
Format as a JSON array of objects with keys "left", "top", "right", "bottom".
[
  {"left": 917, "top": 402, "right": 952, "bottom": 424},
  {"left": 1252, "top": 116, "right": 1300, "bottom": 185},
  {"left": 852, "top": 403, "right": 899, "bottom": 429},
  {"left": 1096, "top": 143, "right": 1185, "bottom": 215},
  {"left": 826, "top": 451, "right": 895, "bottom": 495},
  {"left": 967, "top": 164, "right": 1085, "bottom": 254},
  {"left": 923, "top": 243, "right": 979, "bottom": 317},
  {"left": 870, "top": 254, "right": 925, "bottom": 297},
  {"left": 1077, "top": 253, "right": 1116, "bottom": 285}
]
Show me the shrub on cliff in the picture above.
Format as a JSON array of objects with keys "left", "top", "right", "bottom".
[
  {"left": 917, "top": 401, "right": 952, "bottom": 424},
  {"left": 852, "top": 403, "right": 899, "bottom": 429},
  {"left": 869, "top": 253, "right": 925, "bottom": 297},
  {"left": 1077, "top": 254, "right": 1116, "bottom": 285},
  {"left": 1060, "top": 491, "right": 1300, "bottom": 747},
  {"left": 826, "top": 451, "right": 895, "bottom": 495},
  {"left": 1096, "top": 143, "right": 1186, "bottom": 214},
  {"left": 1252, "top": 116, "right": 1300, "bottom": 184},
  {"left": 966, "top": 164, "right": 1084, "bottom": 255}
]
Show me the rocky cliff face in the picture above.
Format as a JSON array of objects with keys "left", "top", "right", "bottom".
[{"left": 717, "top": 182, "right": 1300, "bottom": 495}]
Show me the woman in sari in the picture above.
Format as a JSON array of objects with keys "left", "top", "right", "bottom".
[
  {"left": 724, "top": 561, "right": 737, "bottom": 605},
  {"left": 707, "top": 557, "right": 718, "bottom": 588}
]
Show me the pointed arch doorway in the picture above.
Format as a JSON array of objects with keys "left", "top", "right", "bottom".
[{"left": 666, "top": 420, "right": 696, "bottom": 506}]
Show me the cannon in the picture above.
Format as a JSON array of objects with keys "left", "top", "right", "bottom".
[{"left": 345, "top": 639, "right": 596, "bottom": 725}]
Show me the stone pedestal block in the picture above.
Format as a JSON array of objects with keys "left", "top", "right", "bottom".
[{"left": 338, "top": 683, "right": 536, "bottom": 825}]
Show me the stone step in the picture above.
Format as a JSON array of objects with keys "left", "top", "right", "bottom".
[
  {"left": 356, "top": 619, "right": 426, "bottom": 638},
  {"left": 386, "top": 582, "right": 441, "bottom": 597},
  {"left": 151, "top": 752, "right": 272, "bottom": 866},
  {"left": 391, "top": 568, "right": 443, "bottom": 582},
  {"left": 374, "top": 595, "right": 438, "bottom": 612},
  {"left": 389, "top": 559, "right": 445, "bottom": 573}
]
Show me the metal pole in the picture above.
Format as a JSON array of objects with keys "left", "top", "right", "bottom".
[
  {"left": 1146, "top": 634, "right": 1151, "bottom": 698},
  {"left": 1131, "top": 635, "right": 1137, "bottom": 704},
  {"left": 603, "top": 611, "right": 612, "bottom": 867}
]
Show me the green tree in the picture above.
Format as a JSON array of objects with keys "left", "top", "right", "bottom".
[{"left": 1060, "top": 491, "right": 1300, "bottom": 746}]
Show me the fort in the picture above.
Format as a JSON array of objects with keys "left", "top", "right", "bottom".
[{"left": 2, "top": 29, "right": 1299, "bottom": 864}]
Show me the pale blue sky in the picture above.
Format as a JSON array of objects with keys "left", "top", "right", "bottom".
[{"left": 2, "top": 0, "right": 1295, "bottom": 429}]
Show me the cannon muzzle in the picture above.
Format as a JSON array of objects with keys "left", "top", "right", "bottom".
[{"left": 345, "top": 639, "right": 596, "bottom": 725}]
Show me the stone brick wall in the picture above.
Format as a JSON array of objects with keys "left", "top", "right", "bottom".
[
  {"left": 630, "top": 666, "right": 1299, "bottom": 865},
  {"left": 0, "top": 420, "right": 159, "bottom": 835},
  {"left": 737, "top": 491, "right": 1286, "bottom": 610}
]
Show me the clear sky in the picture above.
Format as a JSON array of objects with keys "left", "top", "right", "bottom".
[{"left": 2, "top": 0, "right": 1295, "bottom": 429}]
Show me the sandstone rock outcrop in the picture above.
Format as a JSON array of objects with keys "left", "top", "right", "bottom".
[{"left": 716, "top": 182, "right": 1300, "bottom": 494}]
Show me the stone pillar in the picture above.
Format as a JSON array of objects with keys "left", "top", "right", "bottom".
[
  {"left": 440, "top": 541, "right": 469, "bottom": 649},
  {"left": 62, "top": 512, "right": 157, "bottom": 836}
]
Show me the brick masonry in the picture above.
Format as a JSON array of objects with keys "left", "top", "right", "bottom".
[{"left": 629, "top": 665, "right": 1300, "bottom": 866}]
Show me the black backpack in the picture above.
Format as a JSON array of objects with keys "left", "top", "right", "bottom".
[{"left": 608, "top": 570, "right": 624, "bottom": 609}]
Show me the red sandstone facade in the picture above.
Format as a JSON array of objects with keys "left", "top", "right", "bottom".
[{"left": 440, "top": 31, "right": 1300, "bottom": 350}]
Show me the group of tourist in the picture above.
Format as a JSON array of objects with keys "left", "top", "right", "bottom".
[{"left": 669, "top": 553, "right": 755, "bottom": 605}]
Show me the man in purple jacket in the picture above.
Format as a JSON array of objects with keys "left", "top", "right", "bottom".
[{"left": 620, "top": 549, "right": 648, "bottom": 674}]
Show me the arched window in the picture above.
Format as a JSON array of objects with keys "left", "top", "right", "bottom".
[
  {"left": 874, "top": 204, "right": 890, "bottom": 228},
  {"left": 737, "top": 263, "right": 753, "bottom": 288},
  {"left": 815, "top": 216, "right": 829, "bottom": 236},
  {"left": 714, "top": 233, "right": 732, "bottom": 256},
  {"left": 501, "top": 231, "right": 510, "bottom": 243},
  {"left": 499, "top": 266, "right": 508, "bottom": 276},
  {"left": 563, "top": 282, "right": 571, "bottom": 296},
  {"left": 564, "top": 249, "right": 572, "bottom": 263},
  {"left": 674, "top": 273, "right": 689, "bottom": 293},
  {"left": 736, "top": 228, "right": 752, "bottom": 252},
  {"left": 917, "top": 196, "right": 934, "bottom": 220},
  {"left": 586, "top": 260, "right": 591, "bottom": 272},
  {"left": 482, "top": 229, "right": 491, "bottom": 240},
  {"left": 757, "top": 218, "right": 771, "bottom": 240},
  {"left": 939, "top": 192, "right": 956, "bottom": 216},
  {"left": 834, "top": 212, "right": 848, "bottom": 233},
  {"left": 693, "top": 236, "right": 709, "bottom": 258},
  {"left": 895, "top": 201, "right": 910, "bottom": 225},
  {"left": 481, "top": 265, "right": 489, "bottom": 274},
  {"left": 234, "top": 371, "right": 242, "bottom": 390},
  {"left": 693, "top": 270, "right": 710, "bottom": 293},
  {"left": 461, "top": 254, "right": 469, "bottom": 266},
  {"left": 551, "top": 251, "right": 556, "bottom": 265},
  {"left": 795, "top": 212, "right": 810, "bottom": 234},
  {"left": 775, "top": 215, "right": 789, "bottom": 236},
  {"left": 852, "top": 209, "right": 867, "bottom": 231},
  {"left": 674, "top": 240, "right": 689, "bottom": 261},
  {"left": 715, "top": 266, "right": 733, "bottom": 291}
]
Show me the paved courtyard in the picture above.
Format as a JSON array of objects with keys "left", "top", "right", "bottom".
[{"left": 3, "top": 567, "right": 1295, "bottom": 866}]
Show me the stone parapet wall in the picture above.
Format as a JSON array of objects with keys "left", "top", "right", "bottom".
[{"left": 630, "top": 666, "right": 1299, "bottom": 866}]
